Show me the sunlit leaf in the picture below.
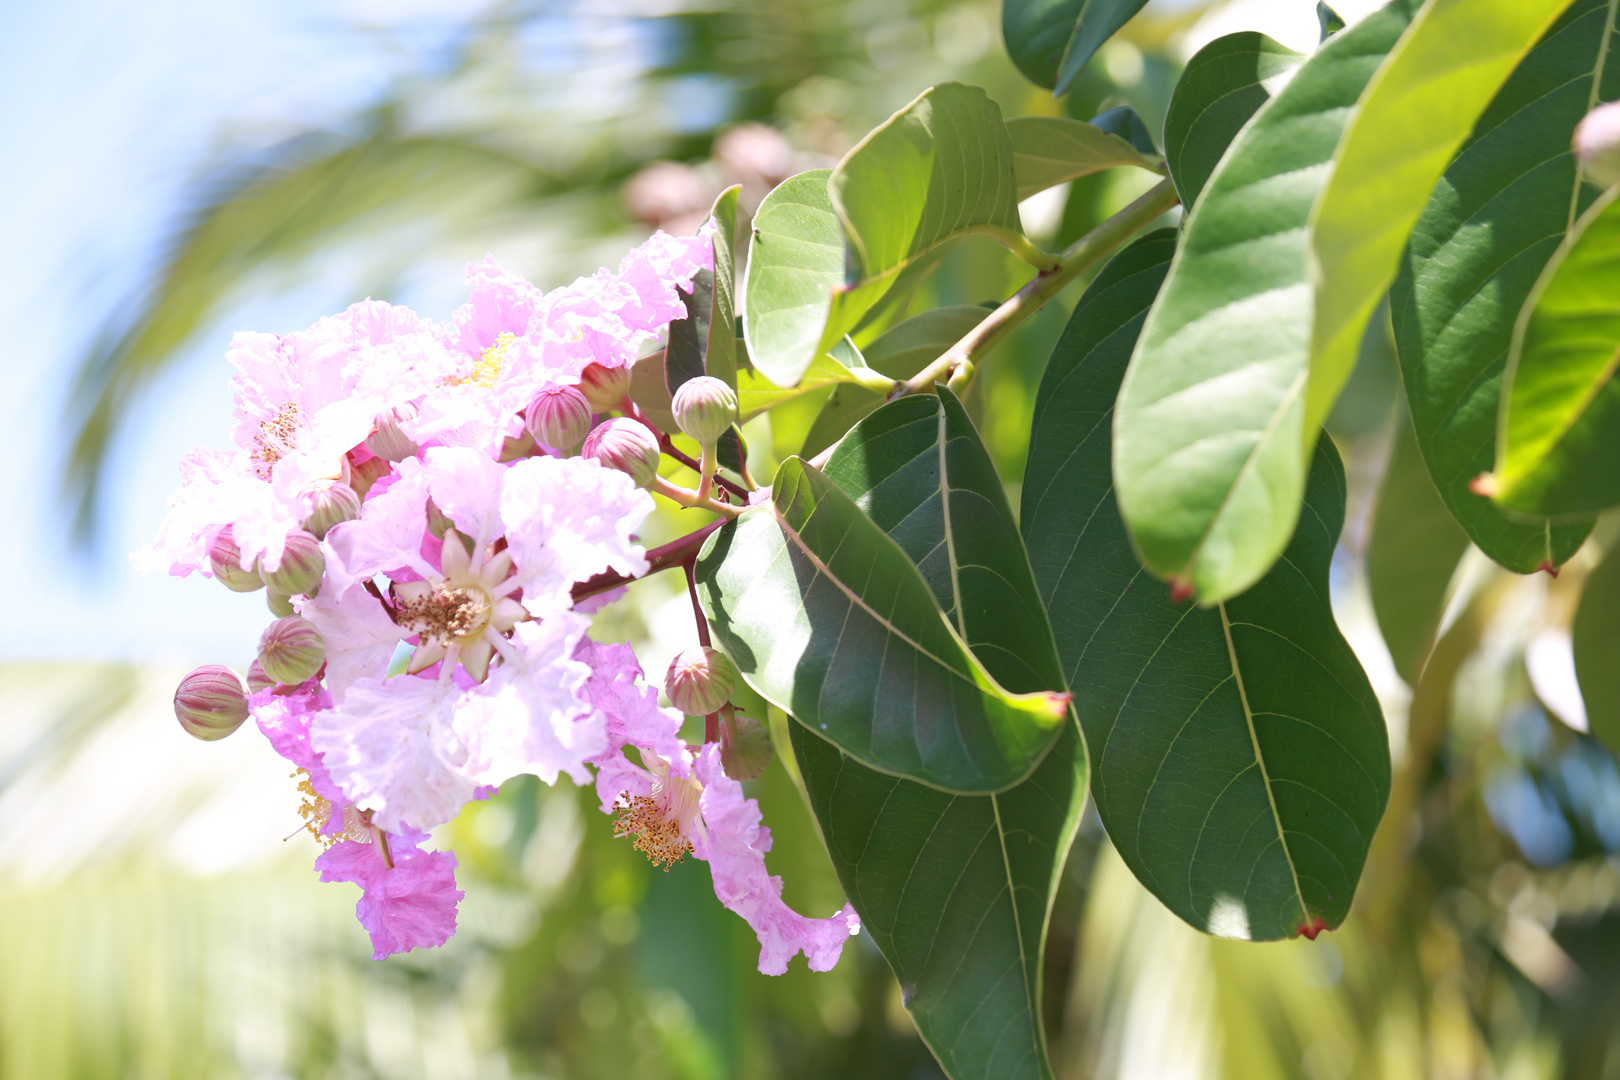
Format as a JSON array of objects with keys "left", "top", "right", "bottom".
[
  {"left": 1002, "top": 0, "right": 1151, "bottom": 94},
  {"left": 1007, "top": 116, "right": 1162, "bottom": 202},
  {"left": 666, "top": 185, "right": 741, "bottom": 394}
]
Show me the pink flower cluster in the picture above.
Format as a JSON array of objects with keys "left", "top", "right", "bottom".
[{"left": 144, "top": 228, "right": 858, "bottom": 972}]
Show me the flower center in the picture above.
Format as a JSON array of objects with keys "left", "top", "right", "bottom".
[
  {"left": 613, "top": 774, "right": 702, "bottom": 869},
  {"left": 252, "top": 401, "right": 301, "bottom": 479},
  {"left": 295, "top": 768, "right": 371, "bottom": 847},
  {"left": 444, "top": 331, "right": 516, "bottom": 389},
  {"left": 398, "top": 584, "right": 492, "bottom": 645}
]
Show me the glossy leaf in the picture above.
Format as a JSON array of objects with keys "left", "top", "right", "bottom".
[
  {"left": 791, "top": 389, "right": 1084, "bottom": 1080},
  {"left": 1494, "top": 187, "right": 1620, "bottom": 516},
  {"left": 1367, "top": 408, "right": 1470, "bottom": 685},
  {"left": 1089, "top": 105, "right": 1158, "bottom": 157},
  {"left": 1162, "top": 32, "right": 1305, "bottom": 211},
  {"left": 1006, "top": 116, "right": 1161, "bottom": 201},
  {"left": 1113, "top": 0, "right": 1420, "bottom": 605},
  {"left": 666, "top": 185, "right": 740, "bottom": 393},
  {"left": 736, "top": 337, "right": 886, "bottom": 423},
  {"left": 1575, "top": 541, "right": 1620, "bottom": 754},
  {"left": 801, "top": 306, "right": 989, "bottom": 459},
  {"left": 1023, "top": 228, "right": 1390, "bottom": 940},
  {"left": 1002, "top": 0, "right": 1150, "bottom": 94},
  {"left": 1309, "top": 0, "right": 1572, "bottom": 451},
  {"left": 695, "top": 457, "right": 1068, "bottom": 793},
  {"left": 1390, "top": 0, "right": 1612, "bottom": 571},
  {"left": 742, "top": 170, "right": 843, "bottom": 388}
]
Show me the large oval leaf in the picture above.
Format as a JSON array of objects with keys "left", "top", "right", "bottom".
[
  {"left": 1006, "top": 115, "right": 1162, "bottom": 201},
  {"left": 1493, "top": 187, "right": 1620, "bottom": 516},
  {"left": 741, "top": 170, "right": 843, "bottom": 389},
  {"left": 1390, "top": 0, "right": 1612, "bottom": 571},
  {"left": 1113, "top": 0, "right": 1420, "bottom": 606},
  {"left": 1162, "top": 31, "right": 1305, "bottom": 211},
  {"left": 1575, "top": 541, "right": 1620, "bottom": 753},
  {"left": 1367, "top": 407, "right": 1471, "bottom": 685},
  {"left": 695, "top": 457, "right": 1068, "bottom": 792},
  {"left": 792, "top": 388, "right": 1084, "bottom": 1080},
  {"left": 666, "top": 185, "right": 740, "bottom": 393},
  {"left": 1024, "top": 228, "right": 1390, "bottom": 940},
  {"left": 1002, "top": 0, "right": 1150, "bottom": 94}
]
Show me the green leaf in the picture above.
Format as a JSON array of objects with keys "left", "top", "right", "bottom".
[
  {"left": 695, "top": 456, "right": 1068, "bottom": 793},
  {"left": 1023, "top": 228, "right": 1390, "bottom": 940},
  {"left": 1002, "top": 0, "right": 1151, "bottom": 94},
  {"left": 1162, "top": 32, "right": 1305, "bottom": 211},
  {"left": 1319, "top": 2, "right": 1347, "bottom": 39},
  {"left": 735, "top": 337, "right": 888, "bottom": 423},
  {"left": 801, "top": 306, "right": 989, "bottom": 459},
  {"left": 741, "top": 170, "right": 844, "bottom": 388},
  {"left": 628, "top": 350, "right": 679, "bottom": 433},
  {"left": 1494, "top": 187, "right": 1620, "bottom": 516},
  {"left": 790, "top": 388, "right": 1085, "bottom": 1080},
  {"left": 1391, "top": 0, "right": 1613, "bottom": 571},
  {"left": 1575, "top": 540, "right": 1620, "bottom": 753},
  {"left": 1113, "top": 0, "right": 1422, "bottom": 604},
  {"left": 666, "top": 185, "right": 740, "bottom": 393},
  {"left": 1006, "top": 116, "right": 1162, "bottom": 201},
  {"left": 1367, "top": 408, "right": 1471, "bottom": 685},
  {"left": 1310, "top": 0, "right": 1574, "bottom": 454}
]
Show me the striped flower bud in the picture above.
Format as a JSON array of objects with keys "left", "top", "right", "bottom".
[
  {"left": 258, "top": 616, "right": 326, "bottom": 686},
  {"left": 246, "top": 659, "right": 273, "bottom": 694},
  {"left": 1577, "top": 101, "right": 1620, "bottom": 188},
  {"left": 365, "top": 403, "right": 420, "bottom": 462},
  {"left": 583, "top": 417, "right": 661, "bottom": 489},
  {"left": 174, "top": 665, "right": 250, "bottom": 742},
  {"left": 260, "top": 529, "right": 324, "bottom": 597},
  {"left": 664, "top": 646, "right": 737, "bottom": 716},
  {"left": 525, "top": 383, "right": 593, "bottom": 451},
  {"left": 578, "top": 361, "right": 632, "bottom": 412},
  {"left": 302, "top": 480, "right": 361, "bottom": 540},
  {"left": 720, "top": 706, "right": 773, "bottom": 782},
  {"left": 672, "top": 376, "right": 739, "bottom": 446},
  {"left": 267, "top": 590, "right": 295, "bottom": 618},
  {"left": 209, "top": 526, "right": 263, "bottom": 593}
]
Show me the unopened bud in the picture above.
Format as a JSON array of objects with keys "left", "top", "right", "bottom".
[
  {"left": 260, "top": 530, "right": 324, "bottom": 597},
  {"left": 209, "top": 526, "right": 263, "bottom": 593},
  {"left": 365, "top": 403, "right": 420, "bottom": 462},
  {"left": 578, "top": 361, "right": 632, "bottom": 412},
  {"left": 583, "top": 417, "right": 661, "bottom": 488},
  {"left": 720, "top": 706, "right": 773, "bottom": 781},
  {"left": 672, "top": 376, "right": 739, "bottom": 445},
  {"left": 664, "top": 646, "right": 737, "bottom": 716},
  {"left": 526, "top": 383, "right": 593, "bottom": 451},
  {"left": 174, "top": 665, "right": 250, "bottom": 741},
  {"left": 1576, "top": 101, "right": 1620, "bottom": 188},
  {"left": 246, "top": 659, "right": 273, "bottom": 693},
  {"left": 267, "top": 590, "right": 295, "bottom": 618},
  {"left": 302, "top": 480, "right": 361, "bottom": 540},
  {"left": 258, "top": 616, "right": 326, "bottom": 686}
]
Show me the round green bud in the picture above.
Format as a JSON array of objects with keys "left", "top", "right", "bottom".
[
  {"left": 719, "top": 707, "right": 773, "bottom": 782},
  {"left": 526, "top": 383, "right": 594, "bottom": 451},
  {"left": 664, "top": 646, "right": 737, "bottom": 716},
  {"left": 174, "top": 665, "right": 250, "bottom": 742},
  {"left": 672, "top": 376, "right": 739, "bottom": 446},
  {"left": 245, "top": 659, "right": 273, "bottom": 694},
  {"left": 583, "top": 417, "right": 662, "bottom": 489},
  {"left": 258, "top": 616, "right": 326, "bottom": 686},
  {"left": 209, "top": 527, "right": 263, "bottom": 593},
  {"left": 302, "top": 481, "right": 361, "bottom": 541},
  {"left": 267, "top": 590, "right": 295, "bottom": 618},
  {"left": 260, "top": 529, "right": 324, "bottom": 597}
]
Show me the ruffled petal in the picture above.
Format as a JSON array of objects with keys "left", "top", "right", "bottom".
[
  {"left": 297, "top": 584, "right": 405, "bottom": 701},
  {"left": 501, "top": 457, "right": 652, "bottom": 614},
  {"left": 316, "top": 836, "right": 462, "bottom": 959},
  {"left": 576, "top": 638, "right": 689, "bottom": 812}
]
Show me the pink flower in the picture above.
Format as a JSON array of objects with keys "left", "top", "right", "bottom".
[
  {"left": 316, "top": 836, "right": 462, "bottom": 960},
  {"left": 296, "top": 584, "right": 405, "bottom": 701},
  {"left": 576, "top": 638, "right": 689, "bottom": 813}
]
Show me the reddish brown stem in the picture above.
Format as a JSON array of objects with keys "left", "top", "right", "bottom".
[
  {"left": 684, "top": 561, "right": 722, "bottom": 744},
  {"left": 570, "top": 519, "right": 725, "bottom": 607}
]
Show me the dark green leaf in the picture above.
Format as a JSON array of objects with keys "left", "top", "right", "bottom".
[
  {"left": 1162, "top": 32, "right": 1304, "bottom": 211},
  {"left": 1113, "top": 0, "right": 1421, "bottom": 605},
  {"left": 1023, "top": 228, "right": 1390, "bottom": 940},
  {"left": 1575, "top": 541, "right": 1620, "bottom": 754},
  {"left": 791, "top": 388, "right": 1085, "bottom": 1080},
  {"left": 1006, "top": 116, "right": 1161, "bottom": 202},
  {"left": 1391, "top": 0, "right": 1613, "bottom": 570},
  {"left": 1493, "top": 187, "right": 1620, "bottom": 516},
  {"left": 1002, "top": 0, "right": 1151, "bottom": 94},
  {"left": 1088, "top": 104, "right": 1157, "bottom": 156},
  {"left": 1367, "top": 407, "right": 1470, "bottom": 685},
  {"left": 1318, "top": 2, "right": 1346, "bottom": 39},
  {"left": 696, "top": 456, "right": 1068, "bottom": 793},
  {"left": 666, "top": 185, "right": 740, "bottom": 394}
]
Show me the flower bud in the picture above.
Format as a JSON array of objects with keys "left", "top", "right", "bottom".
[
  {"left": 209, "top": 527, "right": 263, "bottom": 593},
  {"left": 246, "top": 659, "right": 273, "bottom": 694},
  {"left": 525, "top": 383, "right": 593, "bottom": 451},
  {"left": 258, "top": 616, "right": 326, "bottom": 686},
  {"left": 579, "top": 361, "right": 632, "bottom": 412},
  {"left": 672, "top": 376, "right": 739, "bottom": 445},
  {"left": 365, "top": 403, "right": 420, "bottom": 462},
  {"left": 260, "top": 529, "right": 324, "bottom": 597},
  {"left": 1576, "top": 101, "right": 1620, "bottom": 188},
  {"left": 174, "top": 665, "right": 250, "bottom": 742},
  {"left": 301, "top": 480, "right": 361, "bottom": 540},
  {"left": 664, "top": 646, "right": 737, "bottom": 716},
  {"left": 267, "top": 590, "right": 295, "bottom": 618},
  {"left": 583, "top": 417, "right": 661, "bottom": 488},
  {"left": 720, "top": 707, "right": 773, "bottom": 782}
]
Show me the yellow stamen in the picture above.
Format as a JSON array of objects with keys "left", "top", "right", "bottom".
[
  {"left": 613, "top": 790, "right": 693, "bottom": 869},
  {"left": 293, "top": 769, "right": 371, "bottom": 848},
  {"left": 252, "top": 401, "right": 301, "bottom": 479},
  {"left": 444, "top": 331, "right": 515, "bottom": 389}
]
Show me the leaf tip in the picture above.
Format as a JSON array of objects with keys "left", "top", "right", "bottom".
[
  {"left": 1040, "top": 691, "right": 1073, "bottom": 721},
  {"left": 1539, "top": 561, "right": 1562, "bottom": 578},
  {"left": 1294, "top": 916, "right": 1329, "bottom": 941},
  {"left": 1469, "top": 472, "right": 1501, "bottom": 498}
]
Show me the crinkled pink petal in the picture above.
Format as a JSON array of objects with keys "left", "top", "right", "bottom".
[
  {"left": 133, "top": 446, "right": 302, "bottom": 577},
  {"left": 690, "top": 745, "right": 860, "bottom": 975},
  {"left": 316, "top": 837, "right": 462, "bottom": 959},
  {"left": 250, "top": 684, "right": 347, "bottom": 816},
  {"left": 452, "top": 612, "right": 601, "bottom": 788},
  {"left": 500, "top": 456, "right": 652, "bottom": 614},
  {"left": 612, "top": 225, "right": 715, "bottom": 333},
  {"left": 423, "top": 446, "right": 507, "bottom": 548},
  {"left": 446, "top": 256, "right": 546, "bottom": 360},
  {"left": 297, "top": 584, "right": 405, "bottom": 701},
  {"left": 309, "top": 674, "right": 476, "bottom": 833},
  {"left": 325, "top": 457, "right": 433, "bottom": 591},
  {"left": 576, "top": 638, "right": 688, "bottom": 811}
]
